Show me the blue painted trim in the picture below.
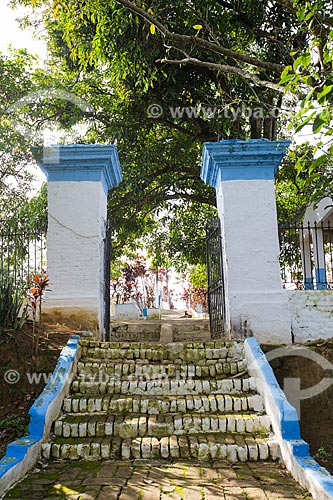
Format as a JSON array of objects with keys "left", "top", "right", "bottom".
[
  {"left": 245, "top": 337, "right": 333, "bottom": 498},
  {"left": 245, "top": 337, "right": 301, "bottom": 440},
  {"left": 201, "top": 139, "right": 290, "bottom": 188},
  {"left": 0, "top": 335, "right": 80, "bottom": 480},
  {"left": 315, "top": 268, "right": 328, "bottom": 290},
  {"left": 34, "top": 144, "right": 122, "bottom": 194},
  {"left": 304, "top": 277, "right": 314, "bottom": 290}
]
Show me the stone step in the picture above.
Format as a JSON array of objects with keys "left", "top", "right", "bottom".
[
  {"left": 70, "top": 376, "right": 257, "bottom": 395},
  {"left": 79, "top": 340, "right": 244, "bottom": 364},
  {"left": 76, "top": 359, "right": 247, "bottom": 379},
  {"left": 42, "top": 434, "right": 279, "bottom": 462},
  {"left": 53, "top": 413, "right": 272, "bottom": 439},
  {"left": 63, "top": 393, "right": 265, "bottom": 414},
  {"left": 110, "top": 331, "right": 211, "bottom": 343},
  {"left": 110, "top": 332, "right": 160, "bottom": 342},
  {"left": 172, "top": 332, "right": 211, "bottom": 342}
]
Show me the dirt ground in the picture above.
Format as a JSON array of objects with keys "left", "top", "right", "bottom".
[
  {"left": 0, "top": 330, "right": 333, "bottom": 475},
  {"left": 0, "top": 323, "right": 76, "bottom": 458}
]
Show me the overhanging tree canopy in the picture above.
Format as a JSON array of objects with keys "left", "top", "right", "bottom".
[{"left": 8, "top": 0, "right": 333, "bottom": 264}]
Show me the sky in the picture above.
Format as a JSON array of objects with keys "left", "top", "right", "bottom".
[{"left": 0, "top": 1, "right": 46, "bottom": 58}]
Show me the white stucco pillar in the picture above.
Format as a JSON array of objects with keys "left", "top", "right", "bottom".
[
  {"left": 37, "top": 144, "right": 122, "bottom": 335},
  {"left": 201, "top": 139, "right": 292, "bottom": 344}
]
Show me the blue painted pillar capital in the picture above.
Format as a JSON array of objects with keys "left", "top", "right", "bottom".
[
  {"left": 201, "top": 138, "right": 290, "bottom": 187},
  {"left": 36, "top": 144, "right": 122, "bottom": 193}
]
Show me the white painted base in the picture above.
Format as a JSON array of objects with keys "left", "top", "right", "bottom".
[
  {"left": 113, "top": 302, "right": 141, "bottom": 321},
  {"left": 288, "top": 290, "right": 333, "bottom": 342},
  {"left": 46, "top": 180, "right": 107, "bottom": 335},
  {"left": 215, "top": 178, "right": 293, "bottom": 344},
  {"left": 229, "top": 291, "right": 292, "bottom": 344}
]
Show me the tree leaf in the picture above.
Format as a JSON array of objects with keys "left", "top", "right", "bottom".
[
  {"left": 317, "top": 84, "right": 333, "bottom": 102},
  {"left": 312, "top": 114, "right": 326, "bottom": 134}
]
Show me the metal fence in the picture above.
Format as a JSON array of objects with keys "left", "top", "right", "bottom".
[
  {"left": 279, "top": 221, "right": 333, "bottom": 290},
  {"left": 0, "top": 221, "right": 47, "bottom": 290}
]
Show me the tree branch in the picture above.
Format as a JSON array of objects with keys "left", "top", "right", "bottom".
[
  {"left": 115, "top": 0, "right": 284, "bottom": 73},
  {"left": 159, "top": 57, "right": 284, "bottom": 92}
]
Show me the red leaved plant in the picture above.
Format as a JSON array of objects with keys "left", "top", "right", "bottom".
[{"left": 27, "top": 271, "right": 50, "bottom": 354}]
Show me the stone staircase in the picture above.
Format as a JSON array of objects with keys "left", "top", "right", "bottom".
[{"left": 41, "top": 339, "right": 279, "bottom": 463}]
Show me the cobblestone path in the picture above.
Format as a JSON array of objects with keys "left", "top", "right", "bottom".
[{"left": 4, "top": 460, "right": 312, "bottom": 500}]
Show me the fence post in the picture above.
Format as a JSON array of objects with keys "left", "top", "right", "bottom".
[
  {"left": 300, "top": 223, "right": 314, "bottom": 289},
  {"left": 302, "top": 197, "right": 333, "bottom": 290},
  {"left": 36, "top": 144, "right": 122, "bottom": 338},
  {"left": 201, "top": 139, "right": 292, "bottom": 344}
]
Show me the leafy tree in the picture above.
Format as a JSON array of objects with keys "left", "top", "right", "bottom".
[
  {"left": 143, "top": 201, "right": 217, "bottom": 271},
  {"left": 275, "top": 143, "right": 332, "bottom": 223},
  {"left": 10, "top": 0, "right": 333, "bottom": 260},
  {"left": 0, "top": 50, "right": 40, "bottom": 220},
  {"left": 188, "top": 263, "right": 208, "bottom": 289},
  {"left": 16, "top": 0, "right": 305, "bottom": 139},
  {"left": 278, "top": 1, "right": 333, "bottom": 203}
]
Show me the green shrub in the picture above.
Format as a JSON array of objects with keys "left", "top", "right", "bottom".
[
  {"left": 0, "top": 416, "right": 29, "bottom": 443},
  {"left": 0, "top": 280, "right": 29, "bottom": 340}
]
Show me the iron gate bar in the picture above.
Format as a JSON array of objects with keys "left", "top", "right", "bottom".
[
  {"left": 206, "top": 216, "right": 225, "bottom": 338},
  {"left": 103, "top": 217, "right": 111, "bottom": 341}
]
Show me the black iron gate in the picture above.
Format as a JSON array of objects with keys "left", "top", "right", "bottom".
[
  {"left": 206, "top": 216, "right": 225, "bottom": 338},
  {"left": 103, "top": 217, "right": 111, "bottom": 341}
]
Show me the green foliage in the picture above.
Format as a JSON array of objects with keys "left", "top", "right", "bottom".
[
  {"left": 182, "top": 262, "right": 208, "bottom": 311},
  {"left": 314, "top": 446, "right": 333, "bottom": 462},
  {"left": 2, "top": 183, "right": 48, "bottom": 233},
  {"left": 189, "top": 263, "right": 208, "bottom": 289},
  {"left": 278, "top": 1, "right": 333, "bottom": 203},
  {"left": 7, "top": 0, "right": 333, "bottom": 263},
  {"left": 0, "top": 50, "right": 42, "bottom": 219},
  {"left": 0, "top": 415, "right": 29, "bottom": 442},
  {"left": 143, "top": 202, "right": 217, "bottom": 272},
  {"left": 275, "top": 143, "right": 332, "bottom": 222},
  {"left": 314, "top": 445, "right": 333, "bottom": 471},
  {"left": 17, "top": 183, "right": 48, "bottom": 232},
  {"left": 22, "top": 0, "right": 300, "bottom": 140},
  {"left": 0, "top": 281, "right": 29, "bottom": 340}
]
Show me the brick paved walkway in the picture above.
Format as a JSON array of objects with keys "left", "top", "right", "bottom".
[{"left": 4, "top": 460, "right": 312, "bottom": 499}]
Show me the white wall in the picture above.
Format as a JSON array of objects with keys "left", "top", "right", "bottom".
[
  {"left": 218, "top": 179, "right": 292, "bottom": 344},
  {"left": 288, "top": 291, "right": 333, "bottom": 342},
  {"left": 45, "top": 181, "right": 107, "bottom": 327}
]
